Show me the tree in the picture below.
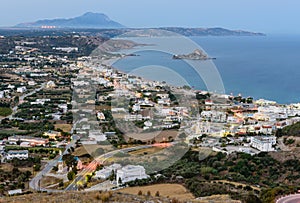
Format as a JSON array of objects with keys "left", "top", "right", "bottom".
[
  {"left": 109, "top": 170, "right": 115, "bottom": 181},
  {"left": 59, "top": 180, "right": 64, "bottom": 187},
  {"left": 155, "top": 191, "right": 160, "bottom": 197},
  {"left": 33, "top": 164, "right": 41, "bottom": 171},
  {"left": 86, "top": 174, "right": 92, "bottom": 183},
  {"left": 62, "top": 154, "right": 77, "bottom": 169},
  {"left": 147, "top": 190, "right": 151, "bottom": 196},
  {"left": 67, "top": 171, "right": 75, "bottom": 181},
  {"left": 244, "top": 193, "right": 262, "bottom": 203},
  {"left": 118, "top": 177, "right": 122, "bottom": 185}
]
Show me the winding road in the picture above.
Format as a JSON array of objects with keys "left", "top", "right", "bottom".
[
  {"left": 29, "top": 135, "right": 80, "bottom": 191},
  {"left": 65, "top": 144, "right": 153, "bottom": 191},
  {"left": 277, "top": 194, "right": 300, "bottom": 203},
  {"left": 0, "top": 83, "right": 46, "bottom": 122}
]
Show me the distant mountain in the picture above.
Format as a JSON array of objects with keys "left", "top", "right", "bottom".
[
  {"left": 13, "top": 13, "right": 264, "bottom": 36},
  {"left": 15, "top": 12, "right": 125, "bottom": 29}
]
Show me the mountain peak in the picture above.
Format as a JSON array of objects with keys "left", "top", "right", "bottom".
[{"left": 16, "top": 12, "right": 125, "bottom": 29}]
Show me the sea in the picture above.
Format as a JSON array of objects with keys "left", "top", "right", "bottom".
[{"left": 112, "top": 34, "right": 300, "bottom": 104}]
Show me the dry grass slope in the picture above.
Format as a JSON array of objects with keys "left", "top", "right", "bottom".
[{"left": 119, "top": 183, "right": 195, "bottom": 201}]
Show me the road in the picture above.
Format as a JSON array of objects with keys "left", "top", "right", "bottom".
[
  {"left": 65, "top": 144, "right": 155, "bottom": 191},
  {"left": 29, "top": 136, "right": 79, "bottom": 191},
  {"left": 29, "top": 156, "right": 61, "bottom": 191},
  {"left": 31, "top": 138, "right": 175, "bottom": 192},
  {"left": 0, "top": 83, "right": 46, "bottom": 122},
  {"left": 277, "top": 194, "right": 300, "bottom": 203}
]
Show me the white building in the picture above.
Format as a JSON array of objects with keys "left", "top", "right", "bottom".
[
  {"left": 8, "top": 189, "right": 23, "bottom": 196},
  {"left": 250, "top": 136, "right": 276, "bottom": 152},
  {"left": 46, "top": 81, "right": 56, "bottom": 89},
  {"left": 201, "top": 110, "right": 227, "bottom": 122},
  {"left": 58, "top": 104, "right": 68, "bottom": 113},
  {"left": 97, "top": 111, "right": 106, "bottom": 120},
  {"left": 28, "top": 81, "right": 36, "bottom": 86},
  {"left": 30, "top": 98, "right": 51, "bottom": 105},
  {"left": 95, "top": 163, "right": 122, "bottom": 179},
  {"left": 7, "top": 150, "right": 29, "bottom": 160},
  {"left": 132, "top": 104, "right": 141, "bottom": 112},
  {"left": 124, "top": 114, "right": 143, "bottom": 121},
  {"left": 53, "top": 47, "right": 78, "bottom": 52},
  {"left": 7, "top": 84, "right": 15, "bottom": 89},
  {"left": 17, "top": 86, "right": 27, "bottom": 93},
  {"left": 89, "top": 130, "right": 107, "bottom": 142},
  {"left": 116, "top": 165, "right": 148, "bottom": 185},
  {"left": 255, "top": 99, "right": 277, "bottom": 106}
]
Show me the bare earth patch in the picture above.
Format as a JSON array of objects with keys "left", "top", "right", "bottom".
[
  {"left": 40, "top": 176, "right": 62, "bottom": 188},
  {"left": 128, "top": 147, "right": 163, "bottom": 156},
  {"left": 118, "top": 183, "right": 195, "bottom": 201},
  {"left": 54, "top": 124, "right": 72, "bottom": 132},
  {"left": 196, "top": 194, "right": 241, "bottom": 203}
]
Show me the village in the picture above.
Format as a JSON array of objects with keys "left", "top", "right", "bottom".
[{"left": 1, "top": 33, "right": 300, "bottom": 198}]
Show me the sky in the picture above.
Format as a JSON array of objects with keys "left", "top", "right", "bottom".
[{"left": 0, "top": 0, "right": 300, "bottom": 34}]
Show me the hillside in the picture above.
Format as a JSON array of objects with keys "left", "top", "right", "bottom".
[
  {"left": 13, "top": 12, "right": 264, "bottom": 37},
  {"left": 279, "top": 121, "right": 300, "bottom": 137},
  {"left": 16, "top": 12, "right": 124, "bottom": 29},
  {"left": 2, "top": 190, "right": 240, "bottom": 203}
]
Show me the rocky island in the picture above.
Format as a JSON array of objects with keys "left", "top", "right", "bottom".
[{"left": 172, "top": 49, "right": 216, "bottom": 60}]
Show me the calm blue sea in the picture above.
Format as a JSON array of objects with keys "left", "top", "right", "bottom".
[{"left": 113, "top": 35, "right": 300, "bottom": 104}]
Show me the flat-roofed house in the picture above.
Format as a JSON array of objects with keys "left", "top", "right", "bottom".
[
  {"left": 250, "top": 136, "right": 276, "bottom": 152},
  {"left": 7, "top": 150, "right": 28, "bottom": 160},
  {"left": 116, "top": 165, "right": 148, "bottom": 185}
]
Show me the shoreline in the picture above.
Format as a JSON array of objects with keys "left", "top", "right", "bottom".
[{"left": 97, "top": 49, "right": 299, "bottom": 106}]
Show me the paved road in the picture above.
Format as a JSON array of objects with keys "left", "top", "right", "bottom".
[
  {"left": 65, "top": 144, "right": 154, "bottom": 191},
  {"left": 0, "top": 83, "right": 46, "bottom": 122},
  {"left": 29, "top": 156, "right": 61, "bottom": 191},
  {"left": 29, "top": 136, "right": 79, "bottom": 191},
  {"left": 277, "top": 194, "right": 300, "bottom": 203},
  {"left": 31, "top": 140, "right": 175, "bottom": 192}
]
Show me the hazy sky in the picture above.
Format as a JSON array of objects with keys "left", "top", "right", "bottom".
[{"left": 0, "top": 0, "right": 299, "bottom": 33}]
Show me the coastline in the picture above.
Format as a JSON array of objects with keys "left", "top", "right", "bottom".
[{"left": 111, "top": 35, "right": 300, "bottom": 104}]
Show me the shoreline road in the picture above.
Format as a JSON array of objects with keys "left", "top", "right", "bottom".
[{"left": 277, "top": 194, "right": 300, "bottom": 203}]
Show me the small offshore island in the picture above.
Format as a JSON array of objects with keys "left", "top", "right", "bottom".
[{"left": 173, "top": 49, "right": 216, "bottom": 60}]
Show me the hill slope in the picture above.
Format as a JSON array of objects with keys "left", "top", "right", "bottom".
[{"left": 16, "top": 12, "right": 125, "bottom": 29}]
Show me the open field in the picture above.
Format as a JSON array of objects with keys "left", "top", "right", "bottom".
[
  {"left": 54, "top": 124, "right": 72, "bottom": 132},
  {"left": 73, "top": 145, "right": 91, "bottom": 157},
  {"left": 196, "top": 194, "right": 241, "bottom": 203},
  {"left": 118, "top": 183, "right": 195, "bottom": 201},
  {"left": 0, "top": 107, "right": 12, "bottom": 117},
  {"left": 0, "top": 128, "right": 27, "bottom": 135},
  {"left": 123, "top": 129, "right": 178, "bottom": 143},
  {"left": 2, "top": 191, "right": 241, "bottom": 203},
  {"left": 128, "top": 147, "right": 163, "bottom": 156},
  {"left": 3, "top": 191, "right": 176, "bottom": 203},
  {"left": 73, "top": 145, "right": 115, "bottom": 157},
  {"left": 0, "top": 163, "right": 33, "bottom": 173},
  {"left": 40, "top": 176, "right": 62, "bottom": 188}
]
